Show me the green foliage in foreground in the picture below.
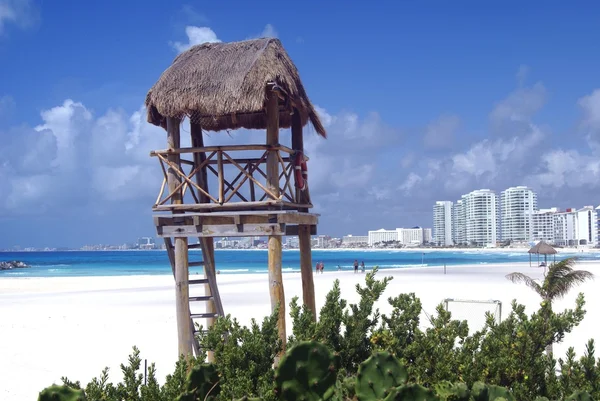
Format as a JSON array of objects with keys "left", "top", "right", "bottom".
[{"left": 40, "top": 265, "right": 600, "bottom": 401}]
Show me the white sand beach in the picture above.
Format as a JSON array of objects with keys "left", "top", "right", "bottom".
[{"left": 1, "top": 262, "right": 599, "bottom": 401}]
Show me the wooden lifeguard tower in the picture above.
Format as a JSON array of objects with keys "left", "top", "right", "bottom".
[{"left": 145, "top": 38, "right": 326, "bottom": 357}]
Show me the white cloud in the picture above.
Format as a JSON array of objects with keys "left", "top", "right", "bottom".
[
  {"left": 170, "top": 26, "right": 221, "bottom": 53},
  {"left": 423, "top": 114, "right": 460, "bottom": 149},
  {"left": 399, "top": 173, "right": 422, "bottom": 194},
  {"left": 260, "top": 24, "right": 277, "bottom": 38},
  {"left": 0, "top": 101, "right": 165, "bottom": 214},
  {"left": 490, "top": 82, "right": 546, "bottom": 123},
  {"left": 0, "top": 0, "right": 37, "bottom": 34},
  {"left": 526, "top": 150, "right": 600, "bottom": 191},
  {"left": 394, "top": 79, "right": 550, "bottom": 199},
  {"left": 579, "top": 89, "right": 600, "bottom": 141}
]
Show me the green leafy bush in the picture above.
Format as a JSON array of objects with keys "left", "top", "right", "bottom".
[{"left": 40, "top": 268, "right": 600, "bottom": 401}]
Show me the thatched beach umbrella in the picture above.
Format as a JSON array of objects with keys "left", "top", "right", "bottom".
[
  {"left": 145, "top": 38, "right": 327, "bottom": 137},
  {"left": 528, "top": 240, "right": 557, "bottom": 267}
]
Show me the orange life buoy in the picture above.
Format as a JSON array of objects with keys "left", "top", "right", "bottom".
[{"left": 294, "top": 151, "right": 308, "bottom": 191}]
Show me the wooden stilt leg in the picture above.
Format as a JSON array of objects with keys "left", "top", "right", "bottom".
[{"left": 299, "top": 224, "right": 316, "bottom": 321}]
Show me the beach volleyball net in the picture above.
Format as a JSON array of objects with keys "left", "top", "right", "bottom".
[{"left": 443, "top": 298, "right": 502, "bottom": 333}]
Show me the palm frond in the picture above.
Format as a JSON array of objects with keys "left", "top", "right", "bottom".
[
  {"left": 545, "top": 257, "right": 579, "bottom": 286},
  {"left": 505, "top": 272, "right": 544, "bottom": 297},
  {"left": 543, "top": 257, "right": 594, "bottom": 300},
  {"left": 546, "top": 268, "right": 594, "bottom": 300}
]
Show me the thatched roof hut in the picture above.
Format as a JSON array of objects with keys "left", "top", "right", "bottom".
[
  {"left": 145, "top": 38, "right": 326, "bottom": 137},
  {"left": 528, "top": 241, "right": 557, "bottom": 255},
  {"left": 528, "top": 240, "right": 557, "bottom": 266}
]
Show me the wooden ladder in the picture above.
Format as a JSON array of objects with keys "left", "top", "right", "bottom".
[{"left": 164, "top": 238, "right": 225, "bottom": 356}]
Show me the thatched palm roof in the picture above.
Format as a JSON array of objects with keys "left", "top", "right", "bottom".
[
  {"left": 145, "top": 38, "right": 326, "bottom": 137},
  {"left": 528, "top": 241, "right": 557, "bottom": 255}
]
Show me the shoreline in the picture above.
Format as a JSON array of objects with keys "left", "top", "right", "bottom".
[{"left": 1, "top": 257, "right": 596, "bottom": 279}]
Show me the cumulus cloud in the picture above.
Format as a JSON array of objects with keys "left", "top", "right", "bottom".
[
  {"left": 0, "top": 101, "right": 165, "bottom": 215},
  {"left": 423, "top": 114, "right": 460, "bottom": 149},
  {"left": 490, "top": 82, "right": 546, "bottom": 124},
  {"left": 170, "top": 26, "right": 221, "bottom": 53},
  {"left": 390, "top": 77, "right": 553, "bottom": 206},
  {"left": 0, "top": 0, "right": 38, "bottom": 34},
  {"left": 579, "top": 89, "right": 600, "bottom": 143}
]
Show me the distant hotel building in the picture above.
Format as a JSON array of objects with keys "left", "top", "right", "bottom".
[
  {"left": 532, "top": 208, "right": 558, "bottom": 243},
  {"left": 500, "top": 186, "right": 537, "bottom": 242},
  {"left": 553, "top": 206, "right": 598, "bottom": 247},
  {"left": 453, "top": 199, "right": 466, "bottom": 245},
  {"left": 462, "top": 189, "right": 499, "bottom": 247},
  {"left": 367, "top": 229, "right": 399, "bottom": 246},
  {"left": 433, "top": 201, "right": 454, "bottom": 246},
  {"left": 342, "top": 235, "right": 368, "bottom": 246},
  {"left": 367, "top": 227, "right": 431, "bottom": 246}
]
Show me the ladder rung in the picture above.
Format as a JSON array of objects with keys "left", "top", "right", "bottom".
[
  {"left": 189, "top": 278, "right": 209, "bottom": 285},
  {"left": 191, "top": 313, "right": 219, "bottom": 319},
  {"left": 189, "top": 261, "right": 204, "bottom": 267},
  {"left": 189, "top": 295, "right": 213, "bottom": 302}
]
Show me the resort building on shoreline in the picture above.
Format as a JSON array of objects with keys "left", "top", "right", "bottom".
[
  {"left": 500, "top": 186, "right": 537, "bottom": 242},
  {"left": 462, "top": 189, "right": 499, "bottom": 247},
  {"left": 453, "top": 199, "right": 466, "bottom": 245},
  {"left": 367, "top": 229, "right": 399, "bottom": 246},
  {"left": 367, "top": 227, "right": 431, "bottom": 247},
  {"left": 342, "top": 235, "right": 368, "bottom": 246},
  {"left": 553, "top": 206, "right": 598, "bottom": 247},
  {"left": 532, "top": 208, "right": 558, "bottom": 243},
  {"left": 433, "top": 186, "right": 600, "bottom": 248},
  {"left": 433, "top": 201, "right": 454, "bottom": 246}
]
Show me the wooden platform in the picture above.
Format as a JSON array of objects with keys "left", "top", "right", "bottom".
[{"left": 154, "top": 210, "right": 318, "bottom": 238}]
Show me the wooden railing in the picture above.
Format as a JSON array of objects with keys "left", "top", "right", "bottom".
[{"left": 150, "top": 144, "right": 311, "bottom": 211}]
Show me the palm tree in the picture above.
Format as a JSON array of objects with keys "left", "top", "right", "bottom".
[{"left": 506, "top": 257, "right": 593, "bottom": 356}]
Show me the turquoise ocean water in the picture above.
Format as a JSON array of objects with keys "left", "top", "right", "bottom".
[{"left": 0, "top": 249, "right": 597, "bottom": 278}]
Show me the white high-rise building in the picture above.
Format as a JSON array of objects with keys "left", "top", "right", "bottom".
[
  {"left": 500, "top": 186, "right": 538, "bottom": 242},
  {"left": 596, "top": 205, "right": 600, "bottom": 245},
  {"left": 453, "top": 199, "right": 466, "bottom": 245},
  {"left": 553, "top": 206, "right": 598, "bottom": 247},
  {"left": 433, "top": 201, "right": 454, "bottom": 246},
  {"left": 462, "top": 189, "right": 498, "bottom": 247},
  {"left": 576, "top": 206, "right": 597, "bottom": 246},
  {"left": 532, "top": 208, "right": 558, "bottom": 243}
]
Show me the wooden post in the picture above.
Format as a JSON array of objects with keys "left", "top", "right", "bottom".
[
  {"left": 167, "top": 117, "right": 193, "bottom": 357},
  {"left": 191, "top": 122, "right": 217, "bottom": 362},
  {"left": 298, "top": 225, "right": 316, "bottom": 321},
  {"left": 292, "top": 108, "right": 316, "bottom": 322},
  {"left": 291, "top": 108, "right": 307, "bottom": 210},
  {"left": 266, "top": 87, "right": 286, "bottom": 352}
]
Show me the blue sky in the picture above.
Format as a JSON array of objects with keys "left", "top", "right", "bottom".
[{"left": 1, "top": 0, "right": 600, "bottom": 248}]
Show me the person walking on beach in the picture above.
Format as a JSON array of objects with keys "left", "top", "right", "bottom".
[
  {"left": 361, "top": 261, "right": 365, "bottom": 273},
  {"left": 316, "top": 262, "right": 320, "bottom": 274},
  {"left": 353, "top": 260, "right": 359, "bottom": 274},
  {"left": 320, "top": 262, "right": 325, "bottom": 274}
]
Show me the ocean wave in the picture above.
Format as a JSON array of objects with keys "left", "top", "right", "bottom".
[
  {"left": 31, "top": 264, "right": 70, "bottom": 268},
  {"left": 219, "top": 268, "right": 250, "bottom": 273}
]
